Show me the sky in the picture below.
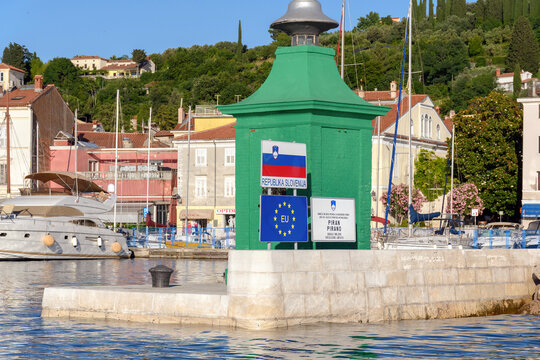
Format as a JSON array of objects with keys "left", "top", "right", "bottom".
[{"left": 0, "top": 0, "right": 411, "bottom": 62}]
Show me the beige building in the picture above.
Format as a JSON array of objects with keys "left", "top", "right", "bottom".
[
  {"left": 0, "top": 63, "right": 24, "bottom": 92},
  {"left": 518, "top": 96, "right": 540, "bottom": 225},
  {"left": 359, "top": 87, "right": 452, "bottom": 221},
  {"left": 174, "top": 122, "right": 236, "bottom": 229},
  {"left": 71, "top": 56, "right": 156, "bottom": 79},
  {"left": 70, "top": 56, "right": 109, "bottom": 71}
]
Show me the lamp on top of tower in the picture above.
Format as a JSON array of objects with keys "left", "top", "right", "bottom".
[{"left": 270, "top": 0, "right": 338, "bottom": 47}]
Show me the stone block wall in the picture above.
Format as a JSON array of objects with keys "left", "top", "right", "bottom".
[{"left": 226, "top": 249, "right": 539, "bottom": 329}]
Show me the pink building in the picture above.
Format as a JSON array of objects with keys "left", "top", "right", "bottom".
[{"left": 49, "top": 129, "right": 178, "bottom": 225}]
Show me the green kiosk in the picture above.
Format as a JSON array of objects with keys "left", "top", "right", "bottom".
[{"left": 219, "top": 0, "right": 389, "bottom": 250}]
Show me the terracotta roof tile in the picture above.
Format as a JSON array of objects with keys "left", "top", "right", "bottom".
[
  {"left": 76, "top": 122, "right": 95, "bottom": 132},
  {"left": 101, "top": 63, "right": 137, "bottom": 71},
  {"left": 0, "top": 63, "right": 25, "bottom": 73},
  {"left": 172, "top": 121, "right": 194, "bottom": 132},
  {"left": 175, "top": 122, "right": 236, "bottom": 141},
  {"left": 72, "top": 55, "right": 108, "bottom": 61},
  {"left": 79, "top": 132, "right": 169, "bottom": 148},
  {"left": 371, "top": 95, "right": 426, "bottom": 135},
  {"left": 0, "top": 85, "right": 54, "bottom": 107},
  {"left": 155, "top": 130, "right": 173, "bottom": 137}
]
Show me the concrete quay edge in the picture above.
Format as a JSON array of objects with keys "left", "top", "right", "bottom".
[{"left": 42, "top": 249, "right": 539, "bottom": 330}]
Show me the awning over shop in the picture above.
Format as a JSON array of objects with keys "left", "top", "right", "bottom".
[
  {"left": 521, "top": 203, "right": 540, "bottom": 218},
  {"left": 179, "top": 209, "right": 214, "bottom": 220}
]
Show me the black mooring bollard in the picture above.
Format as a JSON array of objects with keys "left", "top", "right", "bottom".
[{"left": 149, "top": 265, "right": 174, "bottom": 288}]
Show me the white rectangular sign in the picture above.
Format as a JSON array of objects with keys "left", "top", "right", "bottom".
[
  {"left": 261, "top": 140, "right": 307, "bottom": 189},
  {"left": 311, "top": 197, "right": 356, "bottom": 242},
  {"left": 471, "top": 208, "right": 479, "bottom": 217}
]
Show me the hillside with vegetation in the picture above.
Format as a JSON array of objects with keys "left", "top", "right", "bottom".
[{"left": 1, "top": 0, "right": 539, "bottom": 133}]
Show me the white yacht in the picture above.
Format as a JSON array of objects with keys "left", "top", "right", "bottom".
[{"left": 0, "top": 172, "right": 131, "bottom": 259}]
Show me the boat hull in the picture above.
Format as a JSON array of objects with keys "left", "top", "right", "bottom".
[{"left": 0, "top": 218, "right": 130, "bottom": 260}]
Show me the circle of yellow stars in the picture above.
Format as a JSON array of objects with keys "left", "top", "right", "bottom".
[{"left": 273, "top": 201, "right": 296, "bottom": 238}]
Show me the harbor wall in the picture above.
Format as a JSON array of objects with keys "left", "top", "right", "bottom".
[{"left": 42, "top": 249, "right": 539, "bottom": 329}]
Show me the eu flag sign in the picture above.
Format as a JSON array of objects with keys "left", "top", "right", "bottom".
[{"left": 260, "top": 195, "right": 308, "bottom": 243}]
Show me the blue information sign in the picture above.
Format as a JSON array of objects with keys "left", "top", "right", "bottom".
[
  {"left": 142, "top": 207, "right": 148, "bottom": 218},
  {"left": 259, "top": 195, "right": 308, "bottom": 243}
]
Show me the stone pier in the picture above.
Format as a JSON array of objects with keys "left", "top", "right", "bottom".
[{"left": 42, "top": 249, "right": 539, "bottom": 330}]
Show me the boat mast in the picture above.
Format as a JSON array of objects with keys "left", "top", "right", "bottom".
[
  {"left": 146, "top": 107, "right": 152, "bottom": 224},
  {"left": 5, "top": 91, "right": 10, "bottom": 197},
  {"left": 184, "top": 106, "right": 192, "bottom": 240},
  {"left": 113, "top": 89, "right": 119, "bottom": 231},
  {"left": 340, "top": 0, "right": 345, "bottom": 79},
  {"left": 74, "top": 109, "right": 79, "bottom": 200},
  {"left": 450, "top": 124, "right": 455, "bottom": 219},
  {"left": 407, "top": 0, "right": 413, "bottom": 237}
]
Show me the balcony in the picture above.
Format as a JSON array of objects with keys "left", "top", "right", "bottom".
[{"left": 81, "top": 171, "right": 173, "bottom": 181}]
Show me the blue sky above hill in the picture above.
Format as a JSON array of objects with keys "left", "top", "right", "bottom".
[{"left": 2, "top": 0, "right": 412, "bottom": 61}]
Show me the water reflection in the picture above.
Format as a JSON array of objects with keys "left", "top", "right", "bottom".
[{"left": 0, "top": 259, "right": 538, "bottom": 359}]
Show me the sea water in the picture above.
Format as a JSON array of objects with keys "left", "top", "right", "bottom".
[{"left": 0, "top": 259, "right": 538, "bottom": 359}]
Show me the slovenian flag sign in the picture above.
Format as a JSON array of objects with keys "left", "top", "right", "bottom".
[{"left": 261, "top": 140, "right": 307, "bottom": 189}]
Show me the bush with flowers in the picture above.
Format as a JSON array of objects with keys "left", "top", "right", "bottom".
[{"left": 380, "top": 183, "right": 426, "bottom": 225}]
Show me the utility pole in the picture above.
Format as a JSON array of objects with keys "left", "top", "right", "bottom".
[{"left": 215, "top": 95, "right": 220, "bottom": 106}]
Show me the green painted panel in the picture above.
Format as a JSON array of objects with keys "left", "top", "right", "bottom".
[{"left": 224, "top": 45, "right": 388, "bottom": 250}]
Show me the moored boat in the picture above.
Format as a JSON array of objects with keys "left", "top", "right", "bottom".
[{"left": 0, "top": 171, "right": 131, "bottom": 259}]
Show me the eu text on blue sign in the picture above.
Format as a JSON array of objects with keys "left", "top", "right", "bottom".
[
  {"left": 261, "top": 140, "right": 307, "bottom": 189},
  {"left": 259, "top": 195, "right": 308, "bottom": 243}
]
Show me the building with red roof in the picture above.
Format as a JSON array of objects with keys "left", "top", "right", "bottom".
[
  {"left": 359, "top": 82, "right": 452, "bottom": 220},
  {"left": 496, "top": 68, "right": 539, "bottom": 96},
  {"left": 0, "top": 76, "right": 74, "bottom": 197},
  {"left": 70, "top": 55, "right": 156, "bottom": 79},
  {"left": 0, "top": 63, "right": 25, "bottom": 92},
  {"left": 50, "top": 127, "right": 177, "bottom": 225}
]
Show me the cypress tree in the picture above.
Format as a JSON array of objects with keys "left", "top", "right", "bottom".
[
  {"left": 514, "top": 0, "right": 523, "bottom": 18},
  {"left": 475, "top": 0, "right": 487, "bottom": 22},
  {"left": 503, "top": 0, "right": 513, "bottom": 24},
  {"left": 513, "top": 64, "right": 521, "bottom": 97},
  {"left": 436, "top": 0, "right": 446, "bottom": 22},
  {"left": 429, "top": 0, "right": 434, "bottom": 21},
  {"left": 522, "top": 0, "right": 529, "bottom": 16},
  {"left": 454, "top": 0, "right": 466, "bottom": 17},
  {"left": 446, "top": 0, "right": 453, "bottom": 18},
  {"left": 236, "top": 20, "right": 243, "bottom": 60},
  {"left": 506, "top": 16, "right": 540, "bottom": 74}
]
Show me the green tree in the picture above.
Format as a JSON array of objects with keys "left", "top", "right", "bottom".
[
  {"left": 512, "top": 63, "right": 521, "bottom": 97},
  {"left": 414, "top": 150, "right": 448, "bottom": 201},
  {"left": 43, "top": 57, "right": 79, "bottom": 91},
  {"left": 450, "top": 67, "right": 496, "bottom": 110},
  {"left": 356, "top": 12, "right": 381, "bottom": 31},
  {"left": 437, "top": 0, "right": 446, "bottom": 22},
  {"left": 132, "top": 49, "right": 147, "bottom": 77},
  {"left": 421, "top": 36, "right": 469, "bottom": 84},
  {"left": 506, "top": 16, "right": 540, "bottom": 73},
  {"left": 429, "top": 0, "right": 435, "bottom": 22},
  {"left": 237, "top": 20, "right": 243, "bottom": 60},
  {"left": 30, "top": 54, "right": 46, "bottom": 79},
  {"left": 453, "top": 91, "right": 522, "bottom": 217},
  {"left": 502, "top": 0, "right": 513, "bottom": 24}
]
